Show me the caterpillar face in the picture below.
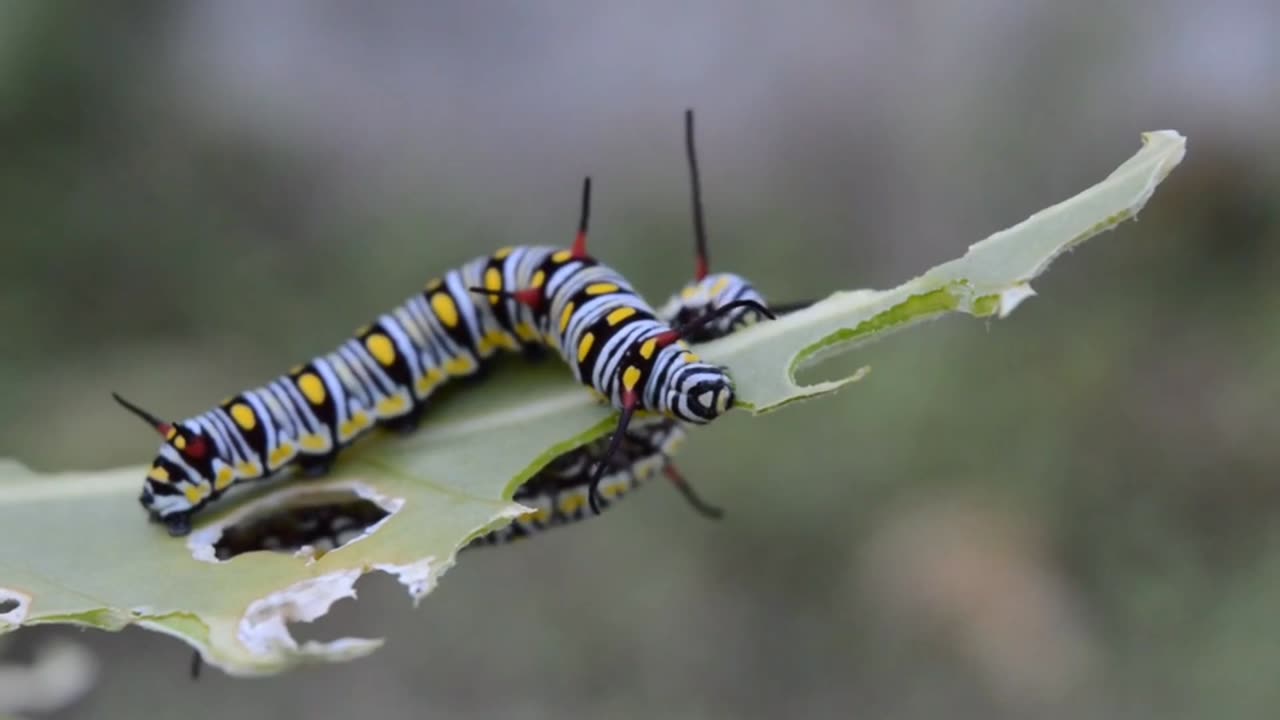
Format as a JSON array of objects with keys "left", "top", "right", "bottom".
[
  {"left": 137, "top": 422, "right": 219, "bottom": 536},
  {"left": 660, "top": 272, "right": 769, "bottom": 342},
  {"left": 654, "top": 352, "right": 735, "bottom": 424}
]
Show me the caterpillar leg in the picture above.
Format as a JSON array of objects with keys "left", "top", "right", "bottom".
[
  {"left": 298, "top": 453, "right": 337, "bottom": 478},
  {"left": 382, "top": 405, "right": 425, "bottom": 435},
  {"left": 459, "top": 362, "right": 493, "bottom": 386},
  {"left": 156, "top": 510, "right": 192, "bottom": 537},
  {"left": 674, "top": 299, "right": 776, "bottom": 335},
  {"left": 663, "top": 464, "right": 724, "bottom": 519},
  {"left": 521, "top": 343, "right": 549, "bottom": 363}
]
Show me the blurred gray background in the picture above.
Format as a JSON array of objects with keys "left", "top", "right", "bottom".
[{"left": 2, "top": 1, "right": 1278, "bottom": 718}]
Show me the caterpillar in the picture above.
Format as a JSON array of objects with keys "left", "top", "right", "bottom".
[
  {"left": 474, "top": 110, "right": 806, "bottom": 545},
  {"left": 182, "top": 109, "right": 786, "bottom": 681},
  {"left": 115, "top": 143, "right": 771, "bottom": 538}
]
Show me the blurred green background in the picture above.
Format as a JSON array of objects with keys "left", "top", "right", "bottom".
[{"left": 2, "top": 2, "right": 1278, "bottom": 718}]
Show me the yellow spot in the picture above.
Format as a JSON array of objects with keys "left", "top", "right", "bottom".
[
  {"left": 711, "top": 276, "right": 731, "bottom": 295},
  {"left": 230, "top": 403, "right": 257, "bottom": 431},
  {"left": 298, "top": 373, "right": 326, "bottom": 405},
  {"left": 603, "top": 483, "right": 627, "bottom": 498},
  {"left": 431, "top": 292, "right": 459, "bottom": 329},
  {"left": 639, "top": 338, "right": 657, "bottom": 359},
  {"left": 606, "top": 306, "right": 636, "bottom": 326},
  {"left": 559, "top": 302, "right": 575, "bottom": 333},
  {"left": 532, "top": 270, "right": 546, "bottom": 288},
  {"left": 681, "top": 285, "right": 698, "bottom": 300},
  {"left": 552, "top": 249, "right": 572, "bottom": 263},
  {"left": 214, "top": 467, "right": 235, "bottom": 491},
  {"left": 164, "top": 427, "right": 177, "bottom": 441},
  {"left": 485, "top": 329, "right": 517, "bottom": 351},
  {"left": 339, "top": 420, "right": 358, "bottom": 440},
  {"left": 299, "top": 434, "right": 329, "bottom": 452},
  {"left": 577, "top": 332, "right": 595, "bottom": 362},
  {"left": 415, "top": 368, "right": 445, "bottom": 396},
  {"left": 484, "top": 267, "right": 503, "bottom": 305},
  {"left": 269, "top": 442, "right": 296, "bottom": 469},
  {"left": 493, "top": 246, "right": 513, "bottom": 259},
  {"left": 365, "top": 333, "right": 397, "bottom": 367},
  {"left": 236, "top": 462, "right": 262, "bottom": 478},
  {"left": 183, "top": 485, "right": 203, "bottom": 504},
  {"left": 376, "top": 394, "right": 408, "bottom": 416},
  {"left": 559, "top": 493, "right": 586, "bottom": 515},
  {"left": 514, "top": 322, "right": 538, "bottom": 341},
  {"left": 174, "top": 435, "right": 186, "bottom": 451},
  {"left": 425, "top": 278, "right": 442, "bottom": 291},
  {"left": 147, "top": 466, "right": 170, "bottom": 483},
  {"left": 588, "top": 387, "right": 607, "bottom": 403},
  {"left": 682, "top": 352, "right": 700, "bottom": 363},
  {"left": 339, "top": 411, "right": 374, "bottom": 441},
  {"left": 622, "top": 365, "right": 642, "bottom": 391},
  {"left": 444, "top": 356, "right": 476, "bottom": 376},
  {"left": 586, "top": 282, "right": 618, "bottom": 295}
]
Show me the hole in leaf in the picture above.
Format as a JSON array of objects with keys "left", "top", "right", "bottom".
[
  {"left": 214, "top": 495, "right": 389, "bottom": 561},
  {"left": 190, "top": 483, "right": 400, "bottom": 563},
  {"left": 0, "top": 588, "right": 30, "bottom": 623}
]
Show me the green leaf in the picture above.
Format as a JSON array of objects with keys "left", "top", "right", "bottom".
[
  {"left": 704, "top": 129, "right": 1187, "bottom": 411},
  {"left": 0, "top": 130, "right": 1185, "bottom": 676}
]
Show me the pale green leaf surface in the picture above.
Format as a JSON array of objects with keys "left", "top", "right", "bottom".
[
  {"left": 703, "top": 129, "right": 1187, "bottom": 411},
  {"left": 0, "top": 131, "right": 1185, "bottom": 675}
]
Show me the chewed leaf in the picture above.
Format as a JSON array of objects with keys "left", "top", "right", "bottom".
[
  {"left": 0, "top": 373, "right": 611, "bottom": 676},
  {"left": 0, "top": 130, "right": 1185, "bottom": 675},
  {"left": 702, "top": 130, "right": 1187, "bottom": 411}
]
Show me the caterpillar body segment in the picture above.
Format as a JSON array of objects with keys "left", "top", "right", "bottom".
[{"left": 470, "top": 416, "right": 688, "bottom": 546}]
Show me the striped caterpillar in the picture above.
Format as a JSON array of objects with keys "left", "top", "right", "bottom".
[
  {"left": 115, "top": 115, "right": 772, "bottom": 538},
  {"left": 475, "top": 111, "right": 790, "bottom": 544}
]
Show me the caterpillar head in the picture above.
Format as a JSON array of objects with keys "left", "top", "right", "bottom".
[
  {"left": 659, "top": 273, "right": 769, "bottom": 343},
  {"left": 663, "top": 361, "right": 735, "bottom": 424},
  {"left": 113, "top": 393, "right": 214, "bottom": 537},
  {"left": 644, "top": 348, "right": 735, "bottom": 424}
]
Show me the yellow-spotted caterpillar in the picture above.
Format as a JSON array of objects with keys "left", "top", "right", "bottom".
[
  {"left": 474, "top": 110, "right": 802, "bottom": 544},
  {"left": 116, "top": 113, "right": 773, "bottom": 537}
]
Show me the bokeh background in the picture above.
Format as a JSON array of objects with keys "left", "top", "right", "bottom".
[{"left": 2, "top": 1, "right": 1278, "bottom": 718}]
